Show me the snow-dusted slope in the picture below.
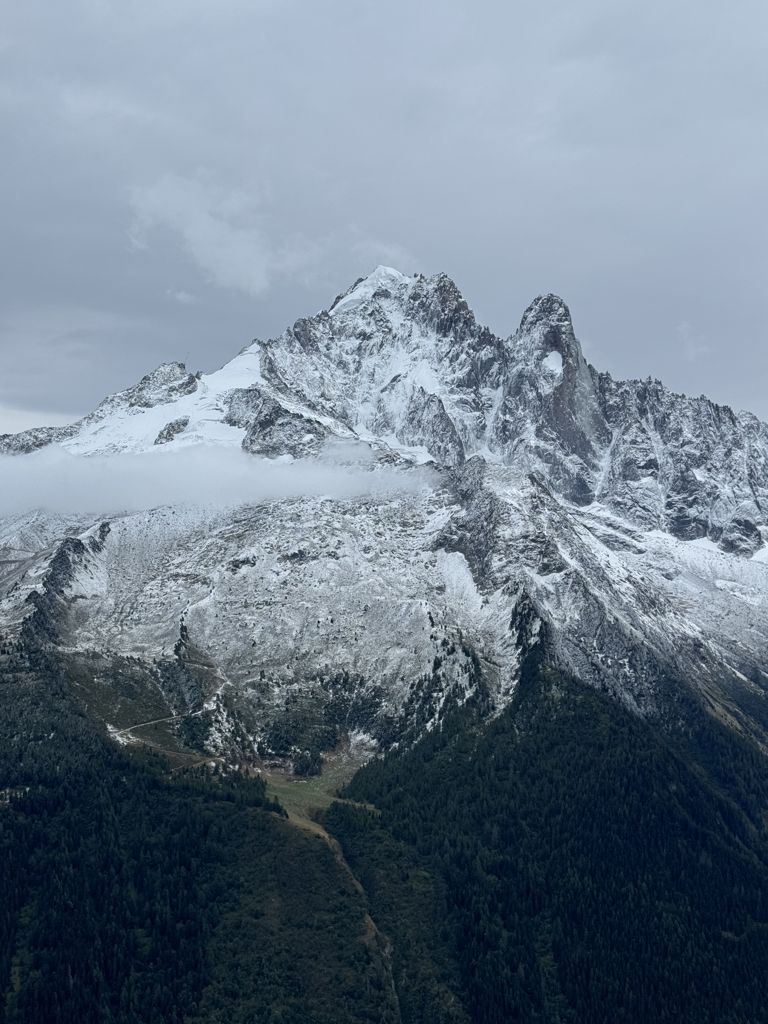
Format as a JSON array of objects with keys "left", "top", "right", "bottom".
[
  {"left": 5, "top": 266, "right": 765, "bottom": 552},
  {"left": 2, "top": 268, "right": 768, "bottom": 764}
]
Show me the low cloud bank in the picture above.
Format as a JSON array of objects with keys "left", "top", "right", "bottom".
[{"left": 0, "top": 442, "right": 436, "bottom": 517}]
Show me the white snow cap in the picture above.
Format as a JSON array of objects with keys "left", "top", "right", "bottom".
[{"left": 330, "top": 266, "right": 413, "bottom": 315}]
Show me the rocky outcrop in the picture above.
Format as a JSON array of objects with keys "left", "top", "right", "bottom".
[
  {"left": 0, "top": 423, "right": 79, "bottom": 455},
  {"left": 226, "top": 387, "right": 328, "bottom": 458},
  {"left": 154, "top": 417, "right": 190, "bottom": 445},
  {"left": 595, "top": 377, "right": 768, "bottom": 552},
  {"left": 110, "top": 362, "right": 199, "bottom": 409}
]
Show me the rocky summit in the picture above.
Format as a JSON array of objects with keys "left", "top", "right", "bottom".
[{"left": 2, "top": 267, "right": 768, "bottom": 767}]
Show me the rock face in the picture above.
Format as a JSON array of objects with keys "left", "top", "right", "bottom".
[
  {"left": 2, "top": 267, "right": 768, "bottom": 767},
  {"left": 154, "top": 417, "right": 190, "bottom": 445},
  {"left": 226, "top": 388, "right": 329, "bottom": 458},
  {"left": 595, "top": 376, "right": 768, "bottom": 553}
]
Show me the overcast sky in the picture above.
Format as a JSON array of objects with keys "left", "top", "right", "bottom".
[{"left": 1, "top": 0, "right": 767, "bottom": 432}]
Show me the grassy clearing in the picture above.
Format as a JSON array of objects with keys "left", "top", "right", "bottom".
[{"left": 264, "top": 751, "right": 373, "bottom": 825}]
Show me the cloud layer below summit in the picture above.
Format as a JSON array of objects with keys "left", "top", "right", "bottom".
[{"left": 0, "top": 443, "right": 434, "bottom": 517}]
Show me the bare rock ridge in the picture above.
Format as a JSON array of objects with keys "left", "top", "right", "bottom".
[{"left": 1, "top": 266, "right": 768, "bottom": 768}]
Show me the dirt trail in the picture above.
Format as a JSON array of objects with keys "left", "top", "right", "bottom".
[{"left": 113, "top": 706, "right": 208, "bottom": 737}]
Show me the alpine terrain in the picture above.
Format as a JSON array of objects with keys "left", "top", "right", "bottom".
[{"left": 2, "top": 267, "right": 768, "bottom": 1023}]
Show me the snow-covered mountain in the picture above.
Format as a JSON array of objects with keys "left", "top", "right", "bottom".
[{"left": 2, "top": 267, "right": 768, "bottom": 766}]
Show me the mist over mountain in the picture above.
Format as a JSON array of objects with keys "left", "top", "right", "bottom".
[{"left": 0, "top": 442, "right": 433, "bottom": 516}]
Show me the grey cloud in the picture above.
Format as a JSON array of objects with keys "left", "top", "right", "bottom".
[
  {"left": 0, "top": 406, "right": 75, "bottom": 433},
  {"left": 129, "top": 173, "right": 421, "bottom": 301},
  {"left": 130, "top": 174, "right": 281, "bottom": 296},
  {"left": 1, "top": 0, "right": 766, "bottom": 430}
]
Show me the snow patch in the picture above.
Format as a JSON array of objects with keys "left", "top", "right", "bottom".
[
  {"left": 436, "top": 550, "right": 483, "bottom": 618},
  {"left": 542, "top": 351, "right": 563, "bottom": 375}
]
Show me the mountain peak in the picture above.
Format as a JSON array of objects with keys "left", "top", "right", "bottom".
[
  {"left": 329, "top": 266, "right": 413, "bottom": 315},
  {"left": 515, "top": 292, "right": 584, "bottom": 370},
  {"left": 518, "top": 293, "right": 573, "bottom": 335},
  {"left": 407, "top": 271, "right": 481, "bottom": 342},
  {"left": 101, "top": 361, "right": 200, "bottom": 411},
  {"left": 327, "top": 267, "right": 476, "bottom": 339}
]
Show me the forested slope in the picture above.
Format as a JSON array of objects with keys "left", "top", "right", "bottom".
[
  {"left": 4, "top": 634, "right": 768, "bottom": 1022},
  {"left": 0, "top": 641, "right": 398, "bottom": 1024},
  {"left": 330, "top": 663, "right": 768, "bottom": 1023}
]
